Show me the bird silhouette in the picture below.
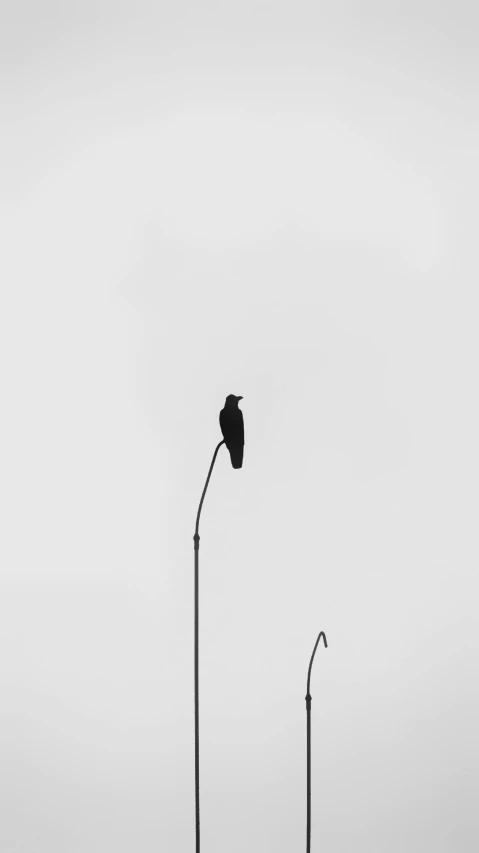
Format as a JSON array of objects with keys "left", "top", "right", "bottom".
[{"left": 219, "top": 395, "right": 244, "bottom": 469}]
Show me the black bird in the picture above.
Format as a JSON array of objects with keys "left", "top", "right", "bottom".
[{"left": 219, "top": 395, "right": 244, "bottom": 469}]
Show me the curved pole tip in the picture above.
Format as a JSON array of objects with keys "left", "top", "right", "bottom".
[{"left": 306, "top": 630, "right": 328, "bottom": 697}]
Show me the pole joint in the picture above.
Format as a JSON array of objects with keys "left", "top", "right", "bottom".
[
  {"left": 305, "top": 693, "right": 312, "bottom": 710},
  {"left": 193, "top": 533, "right": 200, "bottom": 550}
]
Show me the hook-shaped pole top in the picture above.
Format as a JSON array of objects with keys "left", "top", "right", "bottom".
[
  {"left": 306, "top": 630, "right": 328, "bottom": 699},
  {"left": 194, "top": 439, "right": 225, "bottom": 540}
]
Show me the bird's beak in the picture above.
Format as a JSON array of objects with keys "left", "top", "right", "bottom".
[{"left": 237, "top": 396, "right": 243, "bottom": 400}]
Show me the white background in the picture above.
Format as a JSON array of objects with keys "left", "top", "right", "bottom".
[{"left": 1, "top": 2, "right": 478, "bottom": 851}]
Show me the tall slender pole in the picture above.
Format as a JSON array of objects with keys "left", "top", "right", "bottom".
[
  {"left": 193, "top": 440, "right": 225, "bottom": 853},
  {"left": 306, "top": 693, "right": 312, "bottom": 851},
  {"left": 306, "top": 630, "right": 328, "bottom": 853}
]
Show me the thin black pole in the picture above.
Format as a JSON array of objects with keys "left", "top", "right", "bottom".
[
  {"left": 306, "top": 630, "right": 328, "bottom": 853},
  {"left": 193, "top": 440, "right": 225, "bottom": 853}
]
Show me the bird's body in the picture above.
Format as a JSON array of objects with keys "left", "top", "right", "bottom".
[{"left": 219, "top": 395, "right": 244, "bottom": 469}]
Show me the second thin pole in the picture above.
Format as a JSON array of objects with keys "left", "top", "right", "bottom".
[{"left": 305, "top": 630, "right": 328, "bottom": 853}]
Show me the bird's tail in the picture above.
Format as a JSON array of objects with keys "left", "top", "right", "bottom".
[{"left": 229, "top": 447, "right": 243, "bottom": 469}]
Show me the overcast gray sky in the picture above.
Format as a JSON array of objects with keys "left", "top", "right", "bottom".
[{"left": 1, "top": 2, "right": 479, "bottom": 852}]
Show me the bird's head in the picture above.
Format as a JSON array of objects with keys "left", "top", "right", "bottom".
[{"left": 225, "top": 394, "right": 243, "bottom": 406}]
